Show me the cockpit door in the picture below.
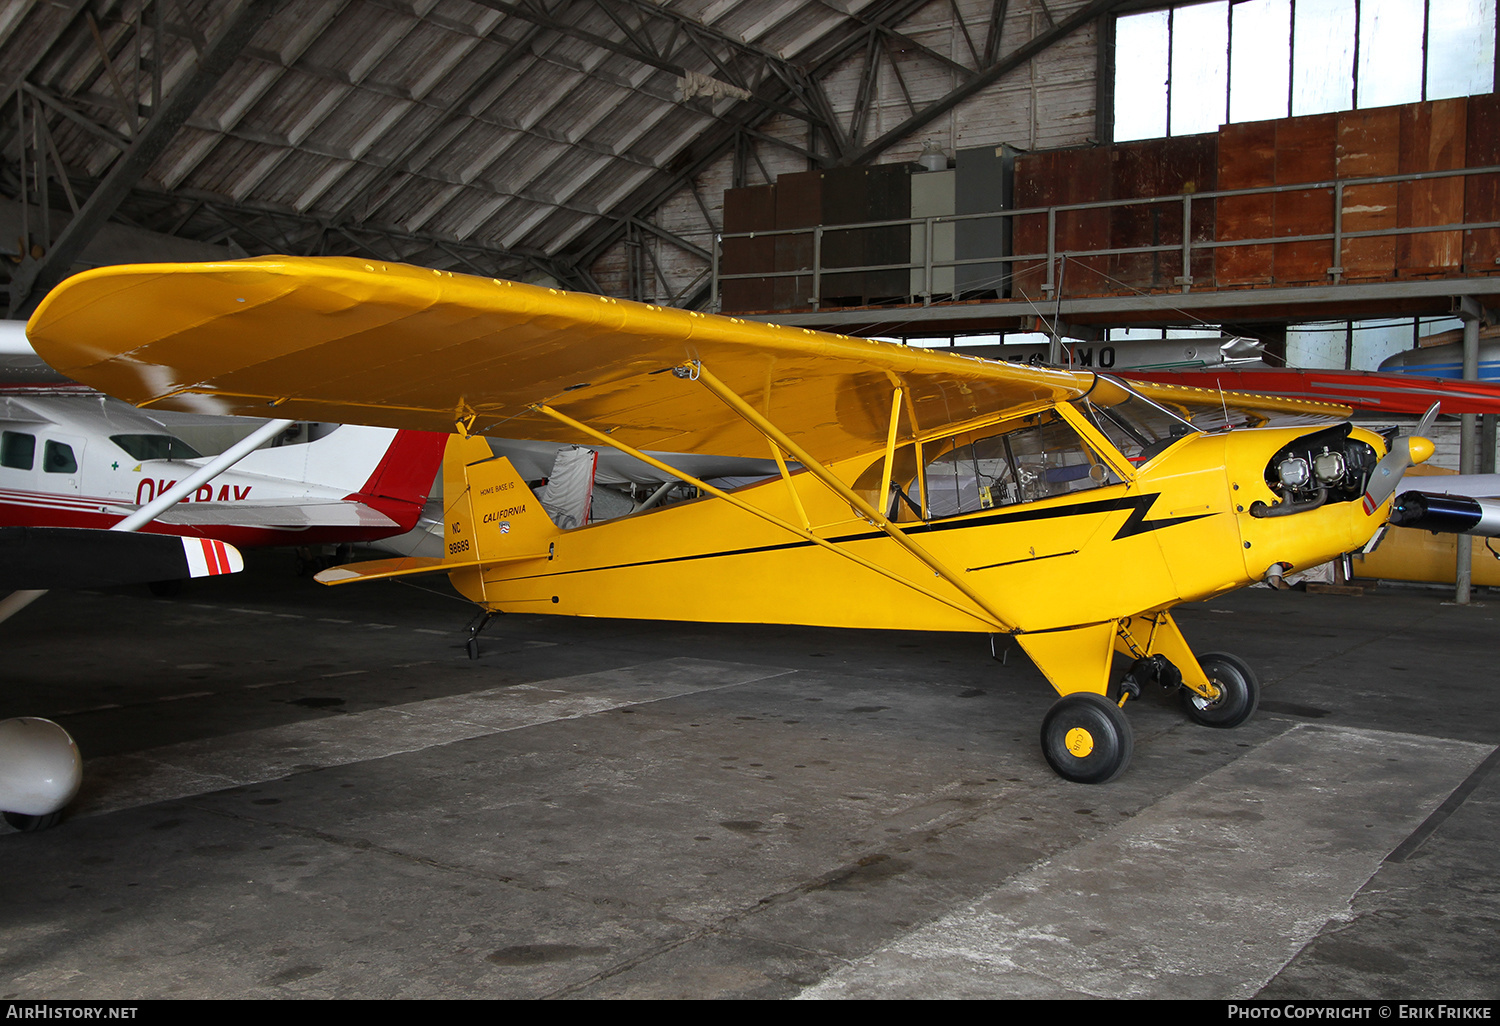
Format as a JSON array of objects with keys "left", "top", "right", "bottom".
[{"left": 40, "top": 433, "right": 85, "bottom": 496}]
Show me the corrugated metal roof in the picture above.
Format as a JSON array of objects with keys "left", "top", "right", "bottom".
[
  {"left": 2, "top": 0, "right": 1112, "bottom": 304},
  {"left": 3, "top": 0, "right": 902, "bottom": 271}
]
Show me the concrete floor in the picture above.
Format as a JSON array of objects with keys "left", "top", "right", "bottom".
[{"left": 0, "top": 554, "right": 1496, "bottom": 999}]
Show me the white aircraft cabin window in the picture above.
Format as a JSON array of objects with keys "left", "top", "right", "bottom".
[
  {"left": 43, "top": 440, "right": 77, "bottom": 474},
  {"left": 110, "top": 434, "right": 203, "bottom": 461},
  {"left": 924, "top": 413, "right": 1123, "bottom": 519},
  {"left": 1, "top": 430, "right": 35, "bottom": 471}
]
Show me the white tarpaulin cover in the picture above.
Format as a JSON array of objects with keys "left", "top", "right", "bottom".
[{"left": 538, "top": 446, "right": 597, "bottom": 529}]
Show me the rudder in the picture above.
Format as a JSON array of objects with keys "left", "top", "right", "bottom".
[{"left": 442, "top": 434, "right": 557, "bottom": 568}]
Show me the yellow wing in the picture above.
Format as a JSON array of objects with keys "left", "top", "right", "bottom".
[{"left": 27, "top": 257, "right": 1347, "bottom": 459}]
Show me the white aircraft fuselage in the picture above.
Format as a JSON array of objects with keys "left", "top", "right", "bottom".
[{"left": 0, "top": 394, "right": 443, "bottom": 548}]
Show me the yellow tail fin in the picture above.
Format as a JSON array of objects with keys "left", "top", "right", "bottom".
[
  {"left": 314, "top": 435, "right": 554, "bottom": 595},
  {"left": 441, "top": 434, "right": 558, "bottom": 566}
]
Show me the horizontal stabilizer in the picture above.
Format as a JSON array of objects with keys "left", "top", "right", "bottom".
[
  {"left": 315, "top": 549, "right": 548, "bottom": 586},
  {"left": 0, "top": 527, "right": 243, "bottom": 589},
  {"left": 156, "top": 499, "right": 399, "bottom": 528},
  {"left": 316, "top": 555, "right": 454, "bottom": 585}
]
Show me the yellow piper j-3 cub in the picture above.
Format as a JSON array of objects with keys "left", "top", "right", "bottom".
[{"left": 27, "top": 258, "right": 1436, "bottom": 784}]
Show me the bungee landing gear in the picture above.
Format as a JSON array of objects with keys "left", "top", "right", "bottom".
[{"left": 1038, "top": 648, "right": 1262, "bottom": 784}]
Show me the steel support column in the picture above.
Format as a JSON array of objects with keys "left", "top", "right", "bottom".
[{"left": 1456, "top": 298, "right": 1483, "bottom": 603}]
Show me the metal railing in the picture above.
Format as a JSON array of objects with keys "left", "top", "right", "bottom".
[{"left": 710, "top": 163, "right": 1500, "bottom": 313}]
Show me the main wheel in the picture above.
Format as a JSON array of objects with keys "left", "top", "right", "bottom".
[
  {"left": 1180, "top": 652, "right": 1259, "bottom": 728},
  {"left": 1040, "top": 692, "right": 1133, "bottom": 784}
]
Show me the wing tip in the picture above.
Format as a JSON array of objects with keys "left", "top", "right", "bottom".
[{"left": 181, "top": 537, "right": 244, "bottom": 577}]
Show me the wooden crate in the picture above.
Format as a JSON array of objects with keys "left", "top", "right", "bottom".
[
  {"left": 1108, "top": 142, "right": 1156, "bottom": 288},
  {"left": 954, "top": 144, "right": 1012, "bottom": 299},
  {"left": 819, "top": 166, "right": 869, "bottom": 305},
  {"left": 864, "top": 163, "right": 915, "bottom": 303},
  {"left": 1050, "top": 148, "right": 1112, "bottom": 296}
]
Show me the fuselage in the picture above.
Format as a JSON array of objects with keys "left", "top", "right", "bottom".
[
  {"left": 451, "top": 408, "right": 1391, "bottom": 637},
  {"left": 0, "top": 395, "right": 423, "bottom": 547}
]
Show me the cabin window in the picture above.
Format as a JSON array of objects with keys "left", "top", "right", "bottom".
[
  {"left": 43, "top": 440, "right": 77, "bottom": 474},
  {"left": 110, "top": 434, "right": 202, "bottom": 461},
  {"left": 1, "top": 431, "right": 35, "bottom": 470},
  {"left": 924, "top": 413, "right": 1122, "bottom": 519}
]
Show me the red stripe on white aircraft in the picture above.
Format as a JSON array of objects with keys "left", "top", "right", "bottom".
[{"left": 181, "top": 537, "right": 243, "bottom": 577}]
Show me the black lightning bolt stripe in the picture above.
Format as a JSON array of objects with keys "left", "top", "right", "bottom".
[
  {"left": 496, "top": 491, "right": 1214, "bottom": 583},
  {"left": 897, "top": 491, "right": 1214, "bottom": 541}
]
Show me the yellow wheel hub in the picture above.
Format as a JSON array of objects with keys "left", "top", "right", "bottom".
[{"left": 1064, "top": 726, "right": 1094, "bottom": 758}]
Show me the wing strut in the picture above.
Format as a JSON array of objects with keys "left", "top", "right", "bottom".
[
  {"left": 527, "top": 402, "right": 1007, "bottom": 631},
  {"left": 684, "top": 361, "right": 1019, "bottom": 633}
]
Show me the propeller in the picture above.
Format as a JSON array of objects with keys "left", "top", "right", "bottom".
[{"left": 1361, "top": 401, "right": 1440, "bottom": 514}]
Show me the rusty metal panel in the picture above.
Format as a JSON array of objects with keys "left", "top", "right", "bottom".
[
  {"left": 865, "top": 162, "right": 914, "bottom": 302},
  {"left": 721, "top": 184, "right": 776, "bottom": 313},
  {"left": 1010, "top": 146, "right": 1111, "bottom": 300},
  {"left": 1107, "top": 135, "right": 1216, "bottom": 291},
  {"left": 1399, "top": 97, "right": 1467, "bottom": 275},
  {"left": 1336, "top": 106, "right": 1400, "bottom": 281},
  {"left": 1010, "top": 150, "right": 1054, "bottom": 301},
  {"left": 1465, "top": 92, "right": 1500, "bottom": 275},
  {"left": 1053, "top": 147, "right": 1112, "bottom": 296},
  {"left": 820, "top": 166, "right": 869, "bottom": 305},
  {"left": 774, "top": 170, "right": 821, "bottom": 311},
  {"left": 1215, "top": 120, "right": 1277, "bottom": 286},
  {"left": 1108, "top": 142, "right": 1157, "bottom": 290},
  {"left": 1163, "top": 135, "right": 1217, "bottom": 288},
  {"left": 1274, "top": 113, "right": 1337, "bottom": 285}
]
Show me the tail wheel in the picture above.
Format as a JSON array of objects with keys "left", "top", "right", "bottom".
[
  {"left": 1040, "top": 692, "right": 1133, "bottom": 784},
  {"left": 1181, "top": 652, "right": 1260, "bottom": 728}
]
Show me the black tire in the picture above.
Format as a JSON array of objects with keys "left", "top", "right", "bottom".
[
  {"left": 1180, "top": 652, "right": 1260, "bottom": 728},
  {"left": 4, "top": 810, "right": 63, "bottom": 832},
  {"left": 1040, "top": 692, "right": 1133, "bottom": 784}
]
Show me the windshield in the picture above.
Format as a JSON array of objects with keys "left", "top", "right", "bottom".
[
  {"left": 110, "top": 434, "right": 202, "bottom": 460},
  {"left": 924, "top": 410, "right": 1123, "bottom": 519},
  {"left": 1072, "top": 376, "right": 1201, "bottom": 464}
]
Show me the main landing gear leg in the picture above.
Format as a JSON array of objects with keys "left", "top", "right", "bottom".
[
  {"left": 1017, "top": 623, "right": 1136, "bottom": 784},
  {"left": 465, "top": 609, "right": 501, "bottom": 660},
  {"left": 1116, "top": 612, "right": 1261, "bottom": 728}
]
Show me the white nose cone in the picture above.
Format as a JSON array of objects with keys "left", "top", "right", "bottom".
[{"left": 0, "top": 717, "right": 82, "bottom": 816}]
